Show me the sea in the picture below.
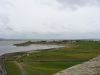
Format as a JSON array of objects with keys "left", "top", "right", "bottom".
[{"left": 0, "top": 40, "right": 63, "bottom": 56}]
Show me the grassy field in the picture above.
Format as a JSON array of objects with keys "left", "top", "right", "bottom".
[
  {"left": 4, "top": 61, "right": 21, "bottom": 75},
  {"left": 4, "top": 41, "right": 100, "bottom": 75}
]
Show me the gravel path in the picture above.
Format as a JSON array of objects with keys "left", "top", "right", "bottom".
[
  {"left": 14, "top": 61, "right": 26, "bottom": 75},
  {"left": 54, "top": 55, "right": 100, "bottom": 75}
]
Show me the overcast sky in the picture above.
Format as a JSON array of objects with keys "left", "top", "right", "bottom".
[{"left": 0, "top": 0, "right": 100, "bottom": 39}]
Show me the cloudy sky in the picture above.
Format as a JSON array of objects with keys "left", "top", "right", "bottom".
[{"left": 0, "top": 0, "right": 100, "bottom": 39}]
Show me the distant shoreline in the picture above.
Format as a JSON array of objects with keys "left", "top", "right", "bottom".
[{"left": 0, "top": 44, "right": 64, "bottom": 58}]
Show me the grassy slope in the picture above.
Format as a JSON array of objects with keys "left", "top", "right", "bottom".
[
  {"left": 4, "top": 41, "right": 100, "bottom": 75},
  {"left": 4, "top": 61, "right": 21, "bottom": 75}
]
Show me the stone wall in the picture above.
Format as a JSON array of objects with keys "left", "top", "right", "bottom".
[{"left": 54, "top": 56, "right": 100, "bottom": 75}]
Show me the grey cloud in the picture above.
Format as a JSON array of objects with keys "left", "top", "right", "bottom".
[
  {"left": 0, "top": 0, "right": 12, "bottom": 26},
  {"left": 0, "top": 1, "right": 10, "bottom": 9},
  {"left": 0, "top": 14, "right": 9, "bottom": 25},
  {"left": 0, "top": 0, "right": 14, "bottom": 34},
  {"left": 57, "top": 0, "right": 100, "bottom": 9},
  {"left": 0, "top": 15, "right": 12, "bottom": 31},
  {"left": 0, "top": 14, "right": 17, "bottom": 34},
  {"left": 0, "top": 0, "right": 13, "bottom": 6},
  {"left": 0, "top": 0, "right": 100, "bottom": 39}
]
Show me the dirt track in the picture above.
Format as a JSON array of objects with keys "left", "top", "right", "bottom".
[{"left": 14, "top": 61, "right": 26, "bottom": 75}]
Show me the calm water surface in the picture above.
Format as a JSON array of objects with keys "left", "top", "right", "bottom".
[{"left": 0, "top": 40, "right": 63, "bottom": 56}]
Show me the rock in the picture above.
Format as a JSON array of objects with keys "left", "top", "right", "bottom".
[{"left": 54, "top": 55, "right": 100, "bottom": 75}]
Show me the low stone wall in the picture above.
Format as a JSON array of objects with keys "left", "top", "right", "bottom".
[
  {"left": 54, "top": 55, "right": 100, "bottom": 75},
  {"left": 0, "top": 56, "right": 7, "bottom": 75}
]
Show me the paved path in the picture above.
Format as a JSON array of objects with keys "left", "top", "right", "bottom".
[
  {"left": 14, "top": 61, "right": 26, "bottom": 75},
  {"left": 54, "top": 55, "right": 100, "bottom": 75}
]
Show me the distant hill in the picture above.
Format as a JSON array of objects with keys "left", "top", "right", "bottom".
[
  {"left": 0, "top": 38, "right": 6, "bottom": 41},
  {"left": 0, "top": 38, "right": 14, "bottom": 41},
  {"left": 0, "top": 38, "right": 29, "bottom": 41}
]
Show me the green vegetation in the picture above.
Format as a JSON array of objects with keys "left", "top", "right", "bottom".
[
  {"left": 4, "top": 61, "right": 21, "bottom": 75},
  {"left": 4, "top": 41, "right": 100, "bottom": 75}
]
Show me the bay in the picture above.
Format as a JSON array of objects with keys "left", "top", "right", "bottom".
[{"left": 0, "top": 40, "right": 63, "bottom": 56}]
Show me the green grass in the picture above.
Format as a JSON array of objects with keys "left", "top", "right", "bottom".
[
  {"left": 22, "top": 61, "right": 82, "bottom": 75},
  {"left": 4, "top": 41, "right": 100, "bottom": 75},
  {"left": 4, "top": 61, "right": 21, "bottom": 75}
]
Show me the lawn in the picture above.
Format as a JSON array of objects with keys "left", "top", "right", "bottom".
[{"left": 4, "top": 41, "right": 100, "bottom": 75}]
